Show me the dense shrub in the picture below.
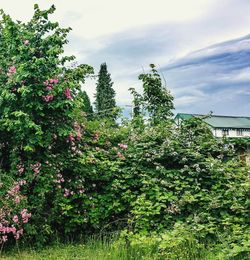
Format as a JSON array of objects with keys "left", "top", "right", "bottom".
[
  {"left": 0, "top": 5, "right": 93, "bottom": 245},
  {"left": 0, "top": 5, "right": 249, "bottom": 259}
]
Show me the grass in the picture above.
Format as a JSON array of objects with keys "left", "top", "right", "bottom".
[
  {"left": 1, "top": 234, "right": 248, "bottom": 260},
  {"left": 0, "top": 235, "right": 160, "bottom": 260}
]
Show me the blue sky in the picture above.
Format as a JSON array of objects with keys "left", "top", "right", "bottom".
[{"left": 1, "top": 0, "right": 250, "bottom": 116}]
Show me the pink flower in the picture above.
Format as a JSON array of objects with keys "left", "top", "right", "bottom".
[
  {"left": 44, "top": 78, "right": 58, "bottom": 86},
  {"left": 76, "top": 132, "right": 81, "bottom": 141},
  {"left": 117, "top": 152, "right": 125, "bottom": 160},
  {"left": 118, "top": 143, "right": 128, "bottom": 150},
  {"left": 8, "top": 183, "right": 20, "bottom": 196},
  {"left": 42, "top": 94, "right": 54, "bottom": 102},
  {"left": 50, "top": 78, "right": 58, "bottom": 84},
  {"left": 19, "top": 180, "right": 26, "bottom": 186},
  {"left": 12, "top": 215, "right": 19, "bottom": 223},
  {"left": 21, "top": 209, "right": 31, "bottom": 223},
  {"left": 17, "top": 229, "right": 23, "bottom": 236},
  {"left": 64, "top": 188, "right": 71, "bottom": 197},
  {"left": 43, "top": 80, "right": 49, "bottom": 86},
  {"left": 67, "top": 133, "right": 75, "bottom": 143},
  {"left": 46, "top": 85, "right": 53, "bottom": 91},
  {"left": 31, "top": 162, "right": 41, "bottom": 176},
  {"left": 17, "top": 165, "right": 25, "bottom": 174},
  {"left": 24, "top": 40, "right": 29, "bottom": 45},
  {"left": 64, "top": 88, "right": 72, "bottom": 100},
  {"left": 8, "top": 66, "right": 16, "bottom": 74},
  {"left": 14, "top": 229, "right": 23, "bottom": 240},
  {"left": 14, "top": 233, "right": 20, "bottom": 240},
  {"left": 2, "top": 235, "right": 8, "bottom": 242},
  {"left": 15, "top": 196, "right": 21, "bottom": 204}
]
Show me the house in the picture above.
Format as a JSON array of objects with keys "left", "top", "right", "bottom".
[
  {"left": 175, "top": 113, "right": 250, "bottom": 165},
  {"left": 175, "top": 113, "right": 250, "bottom": 138}
]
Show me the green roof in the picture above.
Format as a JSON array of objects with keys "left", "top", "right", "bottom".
[
  {"left": 175, "top": 113, "right": 194, "bottom": 120},
  {"left": 175, "top": 113, "right": 250, "bottom": 129}
]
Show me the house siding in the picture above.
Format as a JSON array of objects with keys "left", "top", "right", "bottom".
[{"left": 213, "top": 128, "right": 250, "bottom": 138}]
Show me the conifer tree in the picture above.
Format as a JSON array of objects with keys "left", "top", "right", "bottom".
[
  {"left": 79, "top": 90, "right": 93, "bottom": 115},
  {"left": 94, "top": 63, "right": 116, "bottom": 118}
]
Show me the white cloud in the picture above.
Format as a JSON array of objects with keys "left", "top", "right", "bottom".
[
  {"left": 1, "top": 0, "right": 250, "bottom": 115},
  {"left": 0, "top": 0, "right": 217, "bottom": 38}
]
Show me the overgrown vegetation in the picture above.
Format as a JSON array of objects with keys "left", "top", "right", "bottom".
[{"left": 0, "top": 5, "right": 249, "bottom": 259}]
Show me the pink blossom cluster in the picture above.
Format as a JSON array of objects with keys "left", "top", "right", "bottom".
[
  {"left": 21, "top": 209, "right": 31, "bottom": 223},
  {"left": 12, "top": 215, "right": 19, "bottom": 223},
  {"left": 7, "top": 180, "right": 26, "bottom": 197},
  {"left": 0, "top": 222, "right": 25, "bottom": 242},
  {"left": 67, "top": 133, "right": 75, "bottom": 143},
  {"left": 54, "top": 173, "right": 65, "bottom": 184},
  {"left": 24, "top": 40, "right": 29, "bottom": 45},
  {"left": 15, "top": 196, "right": 21, "bottom": 204},
  {"left": 0, "top": 225, "right": 16, "bottom": 234},
  {"left": 31, "top": 162, "right": 41, "bottom": 176},
  {"left": 42, "top": 78, "right": 59, "bottom": 102},
  {"left": 43, "top": 78, "right": 59, "bottom": 91},
  {"left": 8, "top": 66, "right": 16, "bottom": 74},
  {"left": 64, "top": 88, "right": 73, "bottom": 100},
  {"left": 64, "top": 188, "right": 74, "bottom": 197},
  {"left": 6, "top": 180, "right": 26, "bottom": 205},
  {"left": 117, "top": 152, "right": 125, "bottom": 160},
  {"left": 67, "top": 122, "right": 83, "bottom": 144},
  {"left": 17, "top": 163, "right": 25, "bottom": 174},
  {"left": 73, "top": 122, "right": 82, "bottom": 141},
  {"left": 118, "top": 143, "right": 128, "bottom": 150},
  {"left": 42, "top": 94, "right": 54, "bottom": 102},
  {"left": 19, "top": 180, "right": 26, "bottom": 186},
  {"left": 14, "top": 228, "right": 24, "bottom": 240},
  {"left": 0, "top": 207, "right": 30, "bottom": 243},
  {"left": 7, "top": 183, "right": 20, "bottom": 197}
]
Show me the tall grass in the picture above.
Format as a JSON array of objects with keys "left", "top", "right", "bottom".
[
  {"left": 1, "top": 233, "right": 248, "bottom": 260},
  {"left": 1, "top": 233, "right": 159, "bottom": 260}
]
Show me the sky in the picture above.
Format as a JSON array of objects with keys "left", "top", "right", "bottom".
[{"left": 1, "top": 0, "right": 250, "bottom": 116}]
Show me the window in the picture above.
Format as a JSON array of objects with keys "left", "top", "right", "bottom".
[
  {"left": 236, "top": 129, "right": 243, "bottom": 136},
  {"left": 222, "top": 129, "right": 229, "bottom": 136}
]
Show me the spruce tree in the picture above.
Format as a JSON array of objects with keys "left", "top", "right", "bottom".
[
  {"left": 79, "top": 90, "right": 93, "bottom": 115},
  {"left": 95, "top": 63, "right": 116, "bottom": 119}
]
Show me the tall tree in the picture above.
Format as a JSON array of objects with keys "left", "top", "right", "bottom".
[
  {"left": 95, "top": 63, "right": 117, "bottom": 119},
  {"left": 130, "top": 64, "right": 174, "bottom": 124},
  {"left": 79, "top": 90, "right": 93, "bottom": 116}
]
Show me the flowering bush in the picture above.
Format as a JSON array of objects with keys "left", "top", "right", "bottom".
[
  {"left": 0, "top": 5, "right": 248, "bottom": 259},
  {"left": 0, "top": 174, "right": 31, "bottom": 245},
  {"left": 0, "top": 4, "right": 93, "bottom": 246}
]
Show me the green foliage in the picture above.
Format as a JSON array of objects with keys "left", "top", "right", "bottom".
[
  {"left": 0, "top": 5, "right": 249, "bottom": 259},
  {"left": 78, "top": 90, "right": 93, "bottom": 118},
  {"left": 94, "top": 63, "right": 117, "bottom": 119},
  {"left": 0, "top": 4, "right": 93, "bottom": 246},
  {"left": 130, "top": 64, "right": 174, "bottom": 124}
]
